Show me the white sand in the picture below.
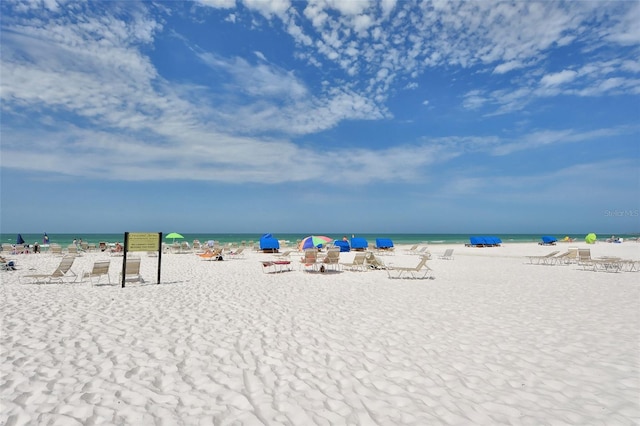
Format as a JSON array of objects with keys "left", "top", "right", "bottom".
[{"left": 1, "top": 242, "right": 639, "bottom": 425}]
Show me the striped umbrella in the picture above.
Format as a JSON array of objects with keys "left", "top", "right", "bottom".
[{"left": 299, "top": 235, "right": 333, "bottom": 250}]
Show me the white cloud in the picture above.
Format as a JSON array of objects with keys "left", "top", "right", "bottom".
[
  {"left": 195, "top": 0, "right": 236, "bottom": 9},
  {"left": 241, "top": 0, "right": 290, "bottom": 19},
  {"left": 540, "top": 70, "right": 578, "bottom": 87},
  {"left": 493, "top": 60, "right": 524, "bottom": 74}
]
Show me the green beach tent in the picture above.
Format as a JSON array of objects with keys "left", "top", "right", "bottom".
[{"left": 585, "top": 233, "right": 597, "bottom": 244}]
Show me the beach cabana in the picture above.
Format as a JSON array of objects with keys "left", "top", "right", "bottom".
[
  {"left": 334, "top": 240, "right": 350, "bottom": 252},
  {"left": 259, "top": 234, "right": 280, "bottom": 253},
  {"left": 540, "top": 236, "right": 557, "bottom": 245},
  {"left": 350, "top": 237, "right": 368, "bottom": 251},
  {"left": 375, "top": 238, "right": 394, "bottom": 250},
  {"left": 467, "top": 236, "right": 502, "bottom": 247}
]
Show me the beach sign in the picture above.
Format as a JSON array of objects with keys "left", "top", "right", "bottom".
[
  {"left": 121, "top": 232, "right": 162, "bottom": 288},
  {"left": 127, "top": 233, "right": 161, "bottom": 252}
]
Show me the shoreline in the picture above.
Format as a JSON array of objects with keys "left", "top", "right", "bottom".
[{"left": 3, "top": 232, "right": 639, "bottom": 251}]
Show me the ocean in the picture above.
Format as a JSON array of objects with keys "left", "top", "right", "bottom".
[{"left": 3, "top": 232, "right": 637, "bottom": 248}]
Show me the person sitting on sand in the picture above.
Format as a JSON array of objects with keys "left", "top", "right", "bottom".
[{"left": 111, "top": 242, "right": 123, "bottom": 253}]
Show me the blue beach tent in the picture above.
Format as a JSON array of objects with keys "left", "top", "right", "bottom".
[
  {"left": 469, "top": 236, "right": 484, "bottom": 246},
  {"left": 16, "top": 234, "right": 25, "bottom": 245},
  {"left": 334, "top": 240, "right": 350, "bottom": 252},
  {"left": 259, "top": 233, "right": 280, "bottom": 252},
  {"left": 469, "top": 236, "right": 502, "bottom": 247},
  {"left": 375, "top": 238, "right": 394, "bottom": 249},
  {"left": 540, "top": 236, "right": 557, "bottom": 245},
  {"left": 350, "top": 237, "right": 368, "bottom": 251}
]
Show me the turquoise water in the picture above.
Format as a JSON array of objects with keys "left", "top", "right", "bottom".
[{"left": 3, "top": 232, "right": 637, "bottom": 248}]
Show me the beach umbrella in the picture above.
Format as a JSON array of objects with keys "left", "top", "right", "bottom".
[
  {"left": 165, "top": 232, "right": 184, "bottom": 243},
  {"left": 585, "top": 233, "right": 597, "bottom": 244},
  {"left": 43, "top": 232, "right": 49, "bottom": 244},
  {"left": 299, "top": 235, "right": 333, "bottom": 250},
  {"left": 16, "top": 234, "right": 25, "bottom": 245}
]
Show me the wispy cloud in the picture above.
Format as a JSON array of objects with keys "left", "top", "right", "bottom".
[{"left": 1, "top": 0, "right": 638, "bottom": 189}]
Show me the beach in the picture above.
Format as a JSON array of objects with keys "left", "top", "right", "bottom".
[{"left": 1, "top": 242, "right": 639, "bottom": 425}]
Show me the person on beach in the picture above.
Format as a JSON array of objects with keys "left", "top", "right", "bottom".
[{"left": 112, "top": 242, "right": 123, "bottom": 253}]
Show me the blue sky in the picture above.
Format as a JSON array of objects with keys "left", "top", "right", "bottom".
[{"left": 1, "top": 0, "right": 639, "bottom": 235}]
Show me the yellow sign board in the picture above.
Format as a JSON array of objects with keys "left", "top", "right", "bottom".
[{"left": 127, "top": 233, "right": 160, "bottom": 252}]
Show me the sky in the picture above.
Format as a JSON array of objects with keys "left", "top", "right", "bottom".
[{"left": 1, "top": 0, "right": 639, "bottom": 235}]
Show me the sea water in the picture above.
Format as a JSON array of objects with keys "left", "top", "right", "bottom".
[{"left": 3, "top": 232, "right": 634, "bottom": 249}]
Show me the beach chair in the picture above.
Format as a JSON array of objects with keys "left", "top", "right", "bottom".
[
  {"left": 67, "top": 245, "right": 82, "bottom": 256},
  {"left": 275, "top": 250, "right": 293, "bottom": 259},
  {"left": 577, "top": 249, "right": 592, "bottom": 268},
  {"left": 260, "top": 260, "right": 292, "bottom": 273},
  {"left": 227, "top": 247, "right": 245, "bottom": 258},
  {"left": 412, "top": 246, "right": 431, "bottom": 257},
  {"left": 320, "top": 247, "right": 341, "bottom": 272},
  {"left": 548, "top": 251, "right": 570, "bottom": 265},
  {"left": 387, "top": 256, "right": 433, "bottom": 279},
  {"left": 198, "top": 248, "right": 223, "bottom": 261},
  {"left": 82, "top": 260, "right": 111, "bottom": 286},
  {"left": 590, "top": 257, "right": 624, "bottom": 273},
  {"left": 300, "top": 248, "right": 319, "bottom": 271},
  {"left": 49, "top": 244, "right": 63, "bottom": 255},
  {"left": 341, "top": 252, "right": 367, "bottom": 271},
  {"left": 364, "top": 252, "right": 387, "bottom": 270},
  {"left": 526, "top": 251, "right": 560, "bottom": 265},
  {"left": 120, "top": 257, "right": 143, "bottom": 283},
  {"left": 439, "top": 249, "right": 454, "bottom": 260},
  {"left": 405, "top": 244, "right": 419, "bottom": 253},
  {"left": 21, "top": 256, "right": 78, "bottom": 284}
]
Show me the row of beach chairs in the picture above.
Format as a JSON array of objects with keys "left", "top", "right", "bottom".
[
  {"left": 527, "top": 248, "right": 638, "bottom": 272},
  {"left": 18, "top": 256, "right": 144, "bottom": 285},
  {"left": 264, "top": 248, "right": 435, "bottom": 279}
]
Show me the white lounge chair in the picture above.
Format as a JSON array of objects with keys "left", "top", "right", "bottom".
[
  {"left": 83, "top": 260, "right": 111, "bottom": 286},
  {"left": 387, "top": 256, "right": 434, "bottom": 279},
  {"left": 21, "top": 256, "right": 77, "bottom": 284},
  {"left": 120, "top": 257, "right": 143, "bottom": 283},
  {"left": 364, "top": 252, "right": 387, "bottom": 270},
  {"left": 320, "top": 247, "right": 341, "bottom": 272},
  {"left": 439, "top": 249, "right": 454, "bottom": 260},
  {"left": 526, "top": 251, "right": 560, "bottom": 265},
  {"left": 299, "top": 248, "right": 319, "bottom": 272},
  {"left": 227, "top": 247, "right": 245, "bottom": 258},
  {"left": 340, "top": 252, "right": 367, "bottom": 271}
]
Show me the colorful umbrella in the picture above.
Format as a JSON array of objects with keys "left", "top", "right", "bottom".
[
  {"left": 585, "top": 233, "right": 597, "bottom": 244},
  {"left": 299, "top": 235, "right": 333, "bottom": 250}
]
